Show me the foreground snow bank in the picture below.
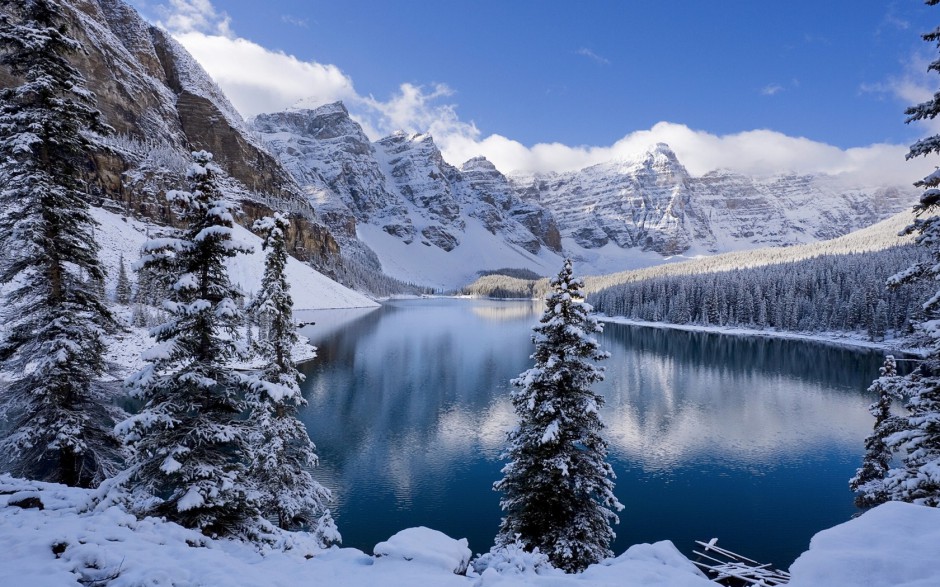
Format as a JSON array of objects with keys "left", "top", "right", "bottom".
[
  {"left": 3, "top": 476, "right": 936, "bottom": 587},
  {"left": 788, "top": 501, "right": 940, "bottom": 587},
  {"left": 0, "top": 476, "right": 711, "bottom": 586}
]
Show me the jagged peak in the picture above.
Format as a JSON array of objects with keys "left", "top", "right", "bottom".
[
  {"left": 461, "top": 156, "right": 498, "bottom": 173},
  {"left": 646, "top": 142, "right": 677, "bottom": 158},
  {"left": 379, "top": 130, "right": 437, "bottom": 148},
  {"left": 284, "top": 99, "right": 349, "bottom": 117}
]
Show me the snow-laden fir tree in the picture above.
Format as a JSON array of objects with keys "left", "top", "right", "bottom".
[
  {"left": 245, "top": 213, "right": 334, "bottom": 535},
  {"left": 850, "top": 355, "right": 904, "bottom": 508},
  {"left": 878, "top": 0, "right": 940, "bottom": 507},
  {"left": 117, "top": 151, "right": 261, "bottom": 537},
  {"left": 0, "top": 0, "right": 120, "bottom": 487},
  {"left": 494, "top": 259, "right": 623, "bottom": 573},
  {"left": 115, "top": 253, "right": 132, "bottom": 305}
]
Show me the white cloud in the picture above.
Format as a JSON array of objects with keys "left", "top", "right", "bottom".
[
  {"left": 147, "top": 0, "right": 931, "bottom": 188},
  {"left": 157, "top": 0, "right": 232, "bottom": 36},
  {"left": 761, "top": 83, "right": 784, "bottom": 96},
  {"left": 174, "top": 33, "right": 358, "bottom": 118},
  {"left": 437, "top": 122, "right": 930, "bottom": 187},
  {"left": 860, "top": 50, "right": 940, "bottom": 136},
  {"left": 280, "top": 15, "right": 309, "bottom": 28},
  {"left": 576, "top": 48, "right": 610, "bottom": 65}
]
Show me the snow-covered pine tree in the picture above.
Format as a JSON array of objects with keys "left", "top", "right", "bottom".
[
  {"left": 850, "top": 355, "right": 904, "bottom": 507},
  {"left": 118, "top": 151, "right": 261, "bottom": 537},
  {"left": 494, "top": 259, "right": 623, "bottom": 573},
  {"left": 882, "top": 0, "right": 940, "bottom": 507},
  {"left": 245, "top": 213, "right": 333, "bottom": 533},
  {"left": 0, "top": 0, "right": 120, "bottom": 487},
  {"left": 115, "top": 253, "right": 132, "bottom": 305}
]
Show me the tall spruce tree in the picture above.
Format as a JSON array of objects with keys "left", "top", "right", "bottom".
[
  {"left": 495, "top": 259, "right": 622, "bottom": 573},
  {"left": 850, "top": 355, "right": 904, "bottom": 508},
  {"left": 0, "top": 0, "right": 119, "bottom": 487},
  {"left": 118, "top": 151, "right": 261, "bottom": 536},
  {"left": 882, "top": 0, "right": 940, "bottom": 507},
  {"left": 115, "top": 253, "right": 132, "bottom": 305},
  {"left": 245, "top": 213, "right": 333, "bottom": 533}
]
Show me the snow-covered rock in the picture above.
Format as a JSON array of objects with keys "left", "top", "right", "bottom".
[
  {"left": 374, "top": 526, "right": 472, "bottom": 574},
  {"left": 788, "top": 501, "right": 940, "bottom": 587}
]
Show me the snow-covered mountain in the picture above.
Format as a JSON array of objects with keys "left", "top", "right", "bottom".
[
  {"left": 254, "top": 100, "right": 914, "bottom": 287},
  {"left": 20, "top": 0, "right": 914, "bottom": 292},
  {"left": 512, "top": 143, "right": 914, "bottom": 273},
  {"left": 252, "top": 103, "right": 564, "bottom": 290},
  {"left": 0, "top": 0, "right": 346, "bottom": 278}
]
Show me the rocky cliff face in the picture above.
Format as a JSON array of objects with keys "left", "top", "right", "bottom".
[
  {"left": 0, "top": 0, "right": 340, "bottom": 267},
  {"left": 512, "top": 143, "right": 915, "bottom": 258},
  {"left": 252, "top": 104, "right": 563, "bottom": 273}
]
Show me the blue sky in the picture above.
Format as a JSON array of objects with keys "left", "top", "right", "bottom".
[{"left": 126, "top": 0, "right": 938, "bottom": 182}]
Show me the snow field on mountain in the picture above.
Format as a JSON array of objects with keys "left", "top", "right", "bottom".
[
  {"left": 358, "top": 220, "right": 563, "bottom": 291},
  {"left": 90, "top": 206, "right": 378, "bottom": 310}
]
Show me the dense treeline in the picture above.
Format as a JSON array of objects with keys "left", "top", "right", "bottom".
[
  {"left": 462, "top": 210, "right": 919, "bottom": 301},
  {"left": 588, "top": 245, "right": 930, "bottom": 340},
  {"left": 462, "top": 273, "right": 538, "bottom": 298}
]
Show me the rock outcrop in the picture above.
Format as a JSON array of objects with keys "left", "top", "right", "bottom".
[{"left": 0, "top": 0, "right": 340, "bottom": 268}]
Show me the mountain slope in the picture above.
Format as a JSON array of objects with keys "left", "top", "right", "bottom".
[
  {"left": 90, "top": 206, "right": 377, "bottom": 310},
  {"left": 253, "top": 104, "right": 564, "bottom": 290}
]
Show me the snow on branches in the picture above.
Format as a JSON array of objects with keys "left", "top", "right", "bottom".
[
  {"left": 117, "top": 151, "right": 261, "bottom": 537},
  {"left": 495, "top": 259, "right": 622, "bottom": 573}
]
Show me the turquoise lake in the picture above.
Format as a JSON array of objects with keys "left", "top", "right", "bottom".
[{"left": 296, "top": 298, "right": 890, "bottom": 569}]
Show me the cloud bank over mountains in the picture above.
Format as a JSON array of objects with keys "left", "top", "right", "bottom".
[{"left": 141, "top": 0, "right": 934, "bottom": 186}]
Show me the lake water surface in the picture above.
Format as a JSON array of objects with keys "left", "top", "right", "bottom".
[{"left": 296, "top": 298, "right": 889, "bottom": 569}]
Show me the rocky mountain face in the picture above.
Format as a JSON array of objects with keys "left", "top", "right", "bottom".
[
  {"left": 512, "top": 143, "right": 914, "bottom": 258},
  {"left": 0, "top": 0, "right": 340, "bottom": 267},
  {"left": 252, "top": 103, "right": 562, "bottom": 271}
]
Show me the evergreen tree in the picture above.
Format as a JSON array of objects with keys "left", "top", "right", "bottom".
[
  {"left": 850, "top": 355, "right": 903, "bottom": 507},
  {"left": 494, "top": 259, "right": 623, "bottom": 573},
  {"left": 115, "top": 253, "right": 132, "bottom": 304},
  {"left": 117, "top": 151, "right": 260, "bottom": 536},
  {"left": 0, "top": 0, "right": 119, "bottom": 487},
  {"left": 882, "top": 0, "right": 940, "bottom": 507},
  {"left": 245, "top": 213, "right": 333, "bottom": 533}
]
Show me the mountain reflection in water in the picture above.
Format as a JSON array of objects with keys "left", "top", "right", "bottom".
[{"left": 297, "top": 298, "right": 890, "bottom": 569}]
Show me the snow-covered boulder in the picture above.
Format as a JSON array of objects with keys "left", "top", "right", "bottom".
[
  {"left": 373, "top": 527, "right": 472, "bottom": 574},
  {"left": 788, "top": 501, "right": 940, "bottom": 587}
]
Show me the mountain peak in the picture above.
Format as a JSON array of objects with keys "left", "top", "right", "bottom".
[
  {"left": 461, "top": 156, "right": 497, "bottom": 173},
  {"left": 647, "top": 142, "right": 675, "bottom": 157},
  {"left": 289, "top": 99, "right": 349, "bottom": 117}
]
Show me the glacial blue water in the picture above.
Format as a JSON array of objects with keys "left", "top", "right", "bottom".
[{"left": 296, "top": 297, "right": 891, "bottom": 569}]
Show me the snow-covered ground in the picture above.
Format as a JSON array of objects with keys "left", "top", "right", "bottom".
[
  {"left": 597, "top": 315, "right": 913, "bottom": 354},
  {"left": 91, "top": 206, "right": 378, "bottom": 310},
  {"left": 1, "top": 475, "right": 936, "bottom": 587}
]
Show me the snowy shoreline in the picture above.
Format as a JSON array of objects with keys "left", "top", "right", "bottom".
[
  {"left": 2, "top": 475, "right": 939, "bottom": 587},
  {"left": 595, "top": 314, "right": 919, "bottom": 355}
]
